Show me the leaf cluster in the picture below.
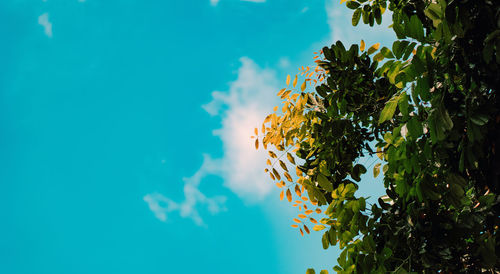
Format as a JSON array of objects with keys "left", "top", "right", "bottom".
[{"left": 255, "top": 0, "right": 500, "bottom": 272}]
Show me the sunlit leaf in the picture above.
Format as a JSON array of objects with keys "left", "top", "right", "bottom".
[
  {"left": 286, "top": 189, "right": 293, "bottom": 202},
  {"left": 272, "top": 168, "right": 281, "bottom": 180},
  {"left": 279, "top": 160, "right": 288, "bottom": 172},
  {"left": 373, "top": 163, "right": 381, "bottom": 178},
  {"left": 293, "top": 75, "right": 298, "bottom": 88},
  {"left": 286, "top": 75, "right": 290, "bottom": 86},
  {"left": 310, "top": 218, "right": 318, "bottom": 224},
  {"left": 295, "top": 185, "right": 302, "bottom": 196},
  {"left": 313, "top": 225, "right": 326, "bottom": 231},
  {"left": 367, "top": 43, "right": 380, "bottom": 55},
  {"left": 360, "top": 40, "right": 366, "bottom": 51},
  {"left": 304, "top": 225, "right": 310, "bottom": 234},
  {"left": 280, "top": 190, "right": 284, "bottom": 200}
]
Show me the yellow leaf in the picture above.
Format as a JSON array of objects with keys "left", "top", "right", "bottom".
[
  {"left": 296, "top": 166, "right": 303, "bottom": 176},
  {"left": 281, "top": 181, "right": 286, "bottom": 187},
  {"left": 295, "top": 200, "right": 302, "bottom": 204},
  {"left": 284, "top": 172, "right": 293, "bottom": 182},
  {"left": 272, "top": 168, "right": 280, "bottom": 181},
  {"left": 276, "top": 182, "right": 283, "bottom": 188},
  {"left": 292, "top": 75, "right": 298, "bottom": 88},
  {"left": 315, "top": 208, "right": 322, "bottom": 214},
  {"left": 286, "top": 75, "right": 291, "bottom": 86},
  {"left": 298, "top": 214, "right": 307, "bottom": 219},
  {"left": 269, "top": 172, "right": 275, "bottom": 180},
  {"left": 295, "top": 185, "right": 302, "bottom": 196},
  {"left": 280, "top": 190, "right": 284, "bottom": 200},
  {"left": 303, "top": 225, "right": 310, "bottom": 234},
  {"left": 301, "top": 80, "right": 307, "bottom": 91},
  {"left": 279, "top": 160, "right": 289, "bottom": 172},
  {"left": 254, "top": 127, "right": 258, "bottom": 135},
  {"left": 268, "top": 151, "right": 277, "bottom": 158},
  {"left": 301, "top": 196, "right": 308, "bottom": 201},
  {"left": 277, "top": 88, "right": 286, "bottom": 96},
  {"left": 360, "top": 40, "right": 366, "bottom": 51},
  {"left": 305, "top": 210, "right": 313, "bottom": 214},
  {"left": 313, "top": 225, "right": 326, "bottom": 231},
  {"left": 367, "top": 43, "right": 380, "bottom": 55},
  {"left": 286, "top": 189, "right": 292, "bottom": 202},
  {"left": 266, "top": 159, "right": 272, "bottom": 166},
  {"left": 291, "top": 224, "right": 298, "bottom": 228},
  {"left": 300, "top": 228, "right": 304, "bottom": 236},
  {"left": 261, "top": 123, "right": 265, "bottom": 134},
  {"left": 255, "top": 139, "right": 259, "bottom": 150},
  {"left": 310, "top": 218, "right": 318, "bottom": 224},
  {"left": 340, "top": 0, "right": 347, "bottom": 3},
  {"left": 273, "top": 106, "right": 278, "bottom": 112},
  {"left": 287, "top": 153, "right": 296, "bottom": 165},
  {"left": 293, "top": 218, "right": 301, "bottom": 223}
]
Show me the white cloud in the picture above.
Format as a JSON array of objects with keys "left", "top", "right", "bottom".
[
  {"left": 325, "top": 1, "right": 395, "bottom": 46},
  {"left": 210, "top": 0, "right": 220, "bottom": 6},
  {"left": 38, "top": 13, "right": 52, "bottom": 38},
  {"left": 144, "top": 155, "right": 227, "bottom": 226},
  {"left": 202, "top": 57, "right": 279, "bottom": 201},
  {"left": 145, "top": 58, "right": 278, "bottom": 225}
]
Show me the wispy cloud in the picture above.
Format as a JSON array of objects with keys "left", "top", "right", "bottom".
[
  {"left": 38, "top": 13, "right": 53, "bottom": 38},
  {"left": 144, "top": 155, "right": 227, "bottom": 226},
  {"left": 145, "top": 57, "right": 278, "bottom": 225}
]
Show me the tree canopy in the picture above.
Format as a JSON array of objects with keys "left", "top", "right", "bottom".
[{"left": 253, "top": 0, "right": 500, "bottom": 272}]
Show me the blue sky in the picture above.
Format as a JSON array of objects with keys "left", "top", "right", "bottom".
[{"left": 0, "top": 0, "right": 395, "bottom": 273}]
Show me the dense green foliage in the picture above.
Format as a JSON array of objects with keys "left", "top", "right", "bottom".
[{"left": 256, "top": 0, "right": 500, "bottom": 272}]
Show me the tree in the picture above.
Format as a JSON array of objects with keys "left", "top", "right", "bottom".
[{"left": 253, "top": 0, "right": 500, "bottom": 272}]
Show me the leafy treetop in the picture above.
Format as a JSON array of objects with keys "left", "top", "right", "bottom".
[{"left": 254, "top": 0, "right": 500, "bottom": 272}]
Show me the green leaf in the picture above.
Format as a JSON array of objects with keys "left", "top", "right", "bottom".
[
  {"left": 346, "top": 1, "right": 360, "bottom": 9},
  {"left": 373, "top": 163, "right": 381, "bottom": 178},
  {"left": 470, "top": 114, "right": 489, "bottom": 126},
  {"left": 409, "top": 15, "right": 424, "bottom": 40},
  {"left": 407, "top": 117, "right": 423, "bottom": 138},
  {"left": 380, "top": 47, "right": 394, "bottom": 59},
  {"left": 398, "top": 92, "right": 409, "bottom": 117},
  {"left": 319, "top": 160, "right": 331, "bottom": 176},
  {"left": 317, "top": 174, "right": 334, "bottom": 192},
  {"left": 378, "top": 93, "right": 400, "bottom": 124},
  {"left": 322, "top": 232, "right": 329, "bottom": 249},
  {"left": 352, "top": 9, "right": 362, "bottom": 26}
]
